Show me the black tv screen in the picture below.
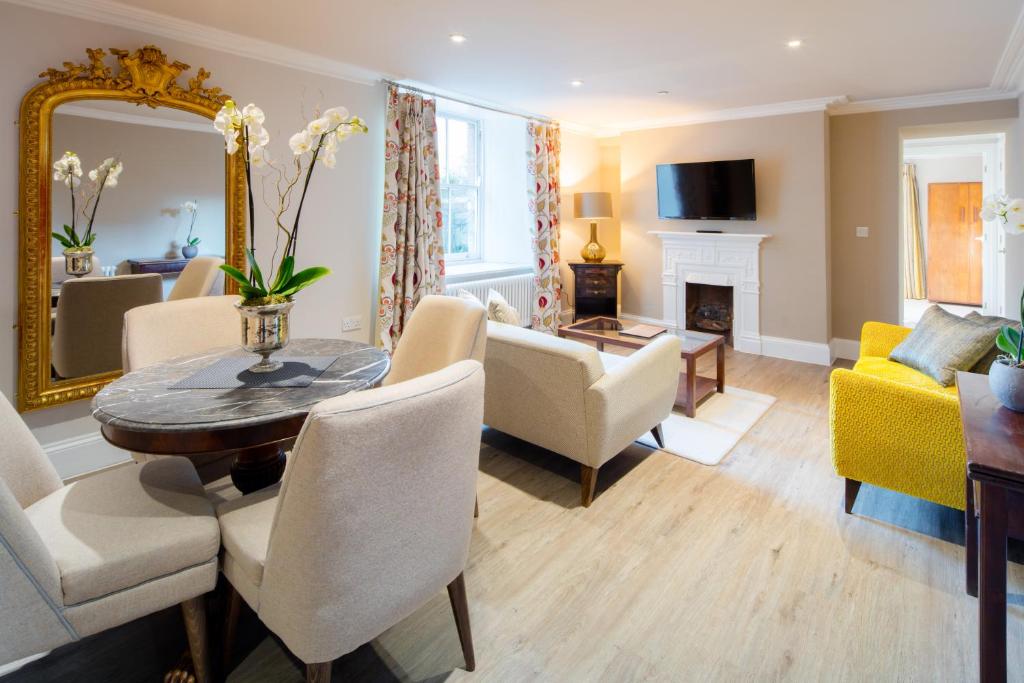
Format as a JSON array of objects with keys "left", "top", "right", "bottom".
[{"left": 656, "top": 159, "right": 756, "bottom": 220}]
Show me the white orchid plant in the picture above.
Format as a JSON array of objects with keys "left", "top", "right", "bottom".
[
  {"left": 51, "top": 151, "right": 123, "bottom": 251},
  {"left": 182, "top": 200, "right": 201, "bottom": 247},
  {"left": 213, "top": 100, "right": 367, "bottom": 305},
  {"left": 982, "top": 195, "right": 1024, "bottom": 366}
]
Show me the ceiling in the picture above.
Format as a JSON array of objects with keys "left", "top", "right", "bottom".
[{"left": 59, "top": 0, "right": 1024, "bottom": 129}]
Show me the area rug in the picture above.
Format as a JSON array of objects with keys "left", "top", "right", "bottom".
[{"left": 635, "top": 386, "right": 776, "bottom": 466}]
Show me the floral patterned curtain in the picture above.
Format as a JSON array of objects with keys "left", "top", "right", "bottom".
[
  {"left": 376, "top": 85, "right": 445, "bottom": 352},
  {"left": 527, "top": 121, "right": 562, "bottom": 332}
]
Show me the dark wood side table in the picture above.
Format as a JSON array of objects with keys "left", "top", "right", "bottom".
[
  {"left": 569, "top": 261, "right": 623, "bottom": 321},
  {"left": 958, "top": 371, "right": 1024, "bottom": 683},
  {"left": 127, "top": 257, "right": 191, "bottom": 276}
]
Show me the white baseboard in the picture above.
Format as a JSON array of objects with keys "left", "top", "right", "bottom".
[
  {"left": 830, "top": 338, "right": 861, "bottom": 362},
  {"left": 760, "top": 336, "right": 832, "bottom": 366},
  {"left": 41, "top": 431, "right": 131, "bottom": 481},
  {"left": 0, "top": 652, "right": 49, "bottom": 677},
  {"left": 619, "top": 312, "right": 678, "bottom": 329}
]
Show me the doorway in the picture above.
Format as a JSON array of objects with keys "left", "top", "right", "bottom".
[{"left": 901, "top": 134, "right": 1006, "bottom": 326}]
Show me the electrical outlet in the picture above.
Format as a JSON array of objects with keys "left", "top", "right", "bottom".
[
  {"left": 855, "top": 226, "right": 870, "bottom": 238},
  {"left": 342, "top": 315, "right": 362, "bottom": 332}
]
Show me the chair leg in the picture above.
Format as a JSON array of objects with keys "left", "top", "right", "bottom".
[
  {"left": 651, "top": 423, "right": 665, "bottom": 449},
  {"left": 222, "top": 583, "right": 242, "bottom": 676},
  {"left": 844, "top": 478, "right": 862, "bottom": 515},
  {"left": 581, "top": 465, "right": 598, "bottom": 508},
  {"left": 306, "top": 661, "right": 332, "bottom": 682},
  {"left": 447, "top": 572, "right": 476, "bottom": 672},
  {"left": 474, "top": 494, "right": 479, "bottom": 519},
  {"left": 181, "top": 595, "right": 209, "bottom": 683}
]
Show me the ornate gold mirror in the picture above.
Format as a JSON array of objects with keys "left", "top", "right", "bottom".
[{"left": 18, "top": 46, "right": 247, "bottom": 411}]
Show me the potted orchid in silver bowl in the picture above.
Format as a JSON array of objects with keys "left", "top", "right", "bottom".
[
  {"left": 983, "top": 195, "right": 1024, "bottom": 410},
  {"left": 181, "top": 200, "right": 201, "bottom": 259},
  {"left": 213, "top": 100, "right": 367, "bottom": 373},
  {"left": 51, "top": 152, "right": 123, "bottom": 276}
]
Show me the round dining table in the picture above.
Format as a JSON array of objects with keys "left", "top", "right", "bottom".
[{"left": 92, "top": 338, "right": 390, "bottom": 493}]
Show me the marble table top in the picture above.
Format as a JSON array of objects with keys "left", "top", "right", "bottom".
[{"left": 92, "top": 338, "right": 390, "bottom": 433}]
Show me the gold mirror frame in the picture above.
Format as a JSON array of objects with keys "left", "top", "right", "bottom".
[{"left": 17, "top": 46, "right": 247, "bottom": 411}]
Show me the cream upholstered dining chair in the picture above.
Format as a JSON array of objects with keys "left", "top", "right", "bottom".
[
  {"left": 123, "top": 294, "right": 239, "bottom": 372},
  {"left": 0, "top": 391, "right": 219, "bottom": 680},
  {"left": 167, "top": 256, "right": 225, "bottom": 301},
  {"left": 382, "top": 294, "right": 487, "bottom": 386},
  {"left": 51, "top": 273, "right": 162, "bottom": 378},
  {"left": 217, "top": 360, "right": 484, "bottom": 681}
]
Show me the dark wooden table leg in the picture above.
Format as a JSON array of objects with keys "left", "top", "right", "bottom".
[
  {"left": 685, "top": 356, "right": 697, "bottom": 418},
  {"left": 979, "top": 482, "right": 1008, "bottom": 683},
  {"left": 716, "top": 343, "right": 725, "bottom": 393},
  {"left": 967, "top": 475, "right": 978, "bottom": 597},
  {"left": 230, "top": 442, "right": 286, "bottom": 494}
]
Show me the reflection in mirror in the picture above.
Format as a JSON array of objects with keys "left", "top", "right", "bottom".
[{"left": 49, "top": 100, "right": 226, "bottom": 381}]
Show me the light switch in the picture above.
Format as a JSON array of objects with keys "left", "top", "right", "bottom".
[{"left": 855, "top": 226, "right": 870, "bottom": 238}]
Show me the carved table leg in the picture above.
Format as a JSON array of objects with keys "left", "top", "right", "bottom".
[{"left": 230, "top": 442, "right": 286, "bottom": 494}]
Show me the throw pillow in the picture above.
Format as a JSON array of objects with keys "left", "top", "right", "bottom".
[
  {"left": 487, "top": 288, "right": 521, "bottom": 326},
  {"left": 965, "top": 310, "right": 1020, "bottom": 374},
  {"left": 889, "top": 305, "right": 1000, "bottom": 386},
  {"left": 455, "top": 289, "right": 484, "bottom": 307}
]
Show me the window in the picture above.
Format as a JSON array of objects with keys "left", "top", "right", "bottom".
[{"left": 437, "top": 114, "right": 482, "bottom": 261}]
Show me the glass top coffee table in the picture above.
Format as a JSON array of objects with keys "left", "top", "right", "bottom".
[{"left": 557, "top": 316, "right": 725, "bottom": 417}]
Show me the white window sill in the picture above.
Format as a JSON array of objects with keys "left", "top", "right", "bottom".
[{"left": 445, "top": 262, "right": 533, "bottom": 285}]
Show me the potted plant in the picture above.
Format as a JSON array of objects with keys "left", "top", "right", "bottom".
[
  {"left": 181, "top": 200, "right": 201, "bottom": 258},
  {"left": 51, "top": 152, "right": 123, "bottom": 276},
  {"left": 983, "top": 195, "right": 1024, "bottom": 410},
  {"left": 213, "top": 100, "right": 366, "bottom": 373}
]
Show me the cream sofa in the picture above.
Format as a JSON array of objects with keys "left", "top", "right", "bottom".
[{"left": 483, "top": 322, "right": 682, "bottom": 506}]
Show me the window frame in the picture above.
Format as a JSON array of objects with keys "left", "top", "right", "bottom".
[{"left": 437, "top": 112, "right": 484, "bottom": 263}]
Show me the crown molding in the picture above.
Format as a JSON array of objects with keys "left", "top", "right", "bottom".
[
  {"left": 830, "top": 87, "right": 1019, "bottom": 115},
  {"left": 2, "top": 0, "right": 381, "bottom": 85},
  {"left": 992, "top": 3, "right": 1024, "bottom": 91},
  {"left": 606, "top": 95, "right": 848, "bottom": 134},
  {"left": 57, "top": 103, "right": 219, "bottom": 134}
]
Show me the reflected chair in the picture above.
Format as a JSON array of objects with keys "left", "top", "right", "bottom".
[
  {"left": 218, "top": 360, "right": 484, "bottom": 682},
  {"left": 51, "top": 274, "right": 162, "bottom": 379},
  {"left": 167, "top": 256, "right": 225, "bottom": 301},
  {"left": 0, "top": 391, "right": 219, "bottom": 681},
  {"left": 382, "top": 294, "right": 487, "bottom": 386}
]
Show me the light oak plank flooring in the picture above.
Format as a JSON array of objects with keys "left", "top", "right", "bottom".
[{"left": 9, "top": 349, "right": 1024, "bottom": 681}]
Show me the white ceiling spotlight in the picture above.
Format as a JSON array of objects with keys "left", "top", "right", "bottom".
[
  {"left": 570, "top": 79, "right": 584, "bottom": 87},
  {"left": 449, "top": 33, "right": 467, "bottom": 44},
  {"left": 787, "top": 39, "right": 803, "bottom": 48}
]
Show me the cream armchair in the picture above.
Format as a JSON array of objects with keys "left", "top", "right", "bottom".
[
  {"left": 0, "top": 391, "right": 218, "bottom": 680},
  {"left": 217, "top": 360, "right": 484, "bottom": 681},
  {"left": 484, "top": 322, "right": 682, "bottom": 506}
]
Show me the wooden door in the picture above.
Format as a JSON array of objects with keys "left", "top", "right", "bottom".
[{"left": 927, "top": 181, "right": 983, "bottom": 306}]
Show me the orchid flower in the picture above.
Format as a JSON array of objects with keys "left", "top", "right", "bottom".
[{"left": 53, "top": 151, "right": 82, "bottom": 188}]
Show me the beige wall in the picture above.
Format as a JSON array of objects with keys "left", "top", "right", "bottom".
[
  {"left": 618, "top": 111, "right": 831, "bottom": 343},
  {"left": 1, "top": 4, "right": 385, "bottom": 463},
  {"left": 829, "top": 99, "right": 1020, "bottom": 340}
]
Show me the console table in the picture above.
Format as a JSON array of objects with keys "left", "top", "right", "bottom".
[
  {"left": 128, "top": 257, "right": 191, "bottom": 276},
  {"left": 958, "top": 371, "right": 1024, "bottom": 683},
  {"left": 569, "top": 261, "right": 622, "bottom": 321}
]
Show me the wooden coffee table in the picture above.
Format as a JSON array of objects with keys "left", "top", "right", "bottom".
[{"left": 557, "top": 317, "right": 725, "bottom": 417}]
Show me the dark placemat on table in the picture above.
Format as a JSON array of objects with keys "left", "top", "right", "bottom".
[{"left": 168, "top": 355, "right": 339, "bottom": 389}]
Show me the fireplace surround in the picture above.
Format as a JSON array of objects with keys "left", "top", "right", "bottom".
[{"left": 650, "top": 231, "right": 770, "bottom": 355}]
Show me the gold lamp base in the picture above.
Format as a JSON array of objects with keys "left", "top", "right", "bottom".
[{"left": 580, "top": 222, "right": 606, "bottom": 263}]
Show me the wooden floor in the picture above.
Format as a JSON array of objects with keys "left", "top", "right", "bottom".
[{"left": 10, "top": 349, "right": 1024, "bottom": 681}]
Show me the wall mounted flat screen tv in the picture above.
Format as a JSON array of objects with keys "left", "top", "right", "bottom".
[{"left": 656, "top": 159, "right": 756, "bottom": 220}]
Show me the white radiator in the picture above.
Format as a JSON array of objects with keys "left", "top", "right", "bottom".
[{"left": 445, "top": 272, "right": 534, "bottom": 326}]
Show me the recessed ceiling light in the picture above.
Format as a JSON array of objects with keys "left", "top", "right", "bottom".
[
  {"left": 570, "top": 79, "right": 584, "bottom": 87},
  {"left": 656, "top": 90, "right": 670, "bottom": 96},
  {"left": 450, "top": 33, "right": 467, "bottom": 44},
  {"left": 787, "top": 39, "right": 803, "bottom": 48}
]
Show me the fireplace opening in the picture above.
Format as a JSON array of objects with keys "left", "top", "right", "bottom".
[{"left": 686, "top": 283, "right": 733, "bottom": 344}]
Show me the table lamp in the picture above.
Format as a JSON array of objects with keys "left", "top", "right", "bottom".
[{"left": 574, "top": 191, "right": 612, "bottom": 263}]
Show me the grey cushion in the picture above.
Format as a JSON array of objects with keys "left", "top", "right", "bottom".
[
  {"left": 889, "top": 305, "right": 998, "bottom": 386},
  {"left": 965, "top": 310, "right": 1020, "bottom": 374}
]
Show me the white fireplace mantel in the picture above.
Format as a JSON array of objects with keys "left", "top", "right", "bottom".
[{"left": 649, "top": 231, "right": 771, "bottom": 355}]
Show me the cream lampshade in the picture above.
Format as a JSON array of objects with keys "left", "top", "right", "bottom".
[{"left": 574, "top": 192, "right": 613, "bottom": 263}]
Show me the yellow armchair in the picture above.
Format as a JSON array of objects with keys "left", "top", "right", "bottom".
[{"left": 830, "top": 321, "right": 966, "bottom": 512}]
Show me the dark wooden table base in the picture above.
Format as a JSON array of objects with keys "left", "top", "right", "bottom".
[{"left": 229, "top": 442, "right": 288, "bottom": 494}]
